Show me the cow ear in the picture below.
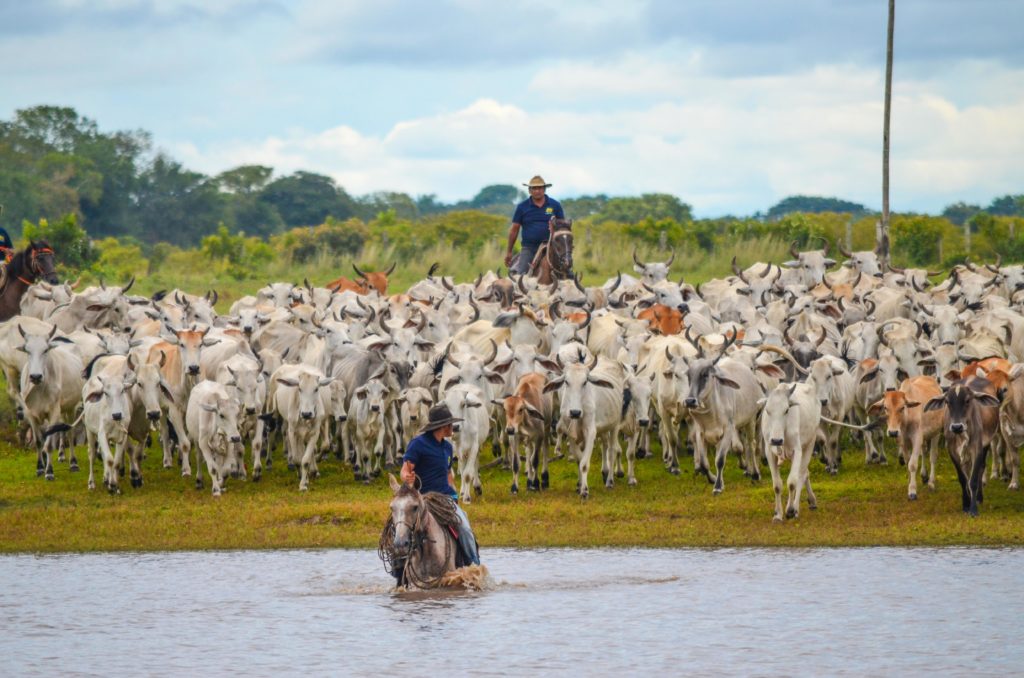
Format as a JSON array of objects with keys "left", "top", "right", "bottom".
[
  {"left": 525, "top": 403, "right": 545, "bottom": 420},
  {"left": 757, "top": 364, "right": 785, "bottom": 379},
  {"left": 485, "top": 371, "right": 505, "bottom": 384},
  {"left": 318, "top": 377, "right": 334, "bottom": 388},
  {"left": 944, "top": 369, "right": 961, "bottom": 382},
  {"left": 491, "top": 398, "right": 505, "bottom": 406},
  {"left": 277, "top": 378, "right": 299, "bottom": 388},
  {"left": 923, "top": 396, "right": 946, "bottom": 412},
  {"left": 868, "top": 399, "right": 885, "bottom": 416},
  {"left": 491, "top": 361, "right": 514, "bottom": 374},
  {"left": 355, "top": 390, "right": 367, "bottom": 400},
  {"left": 756, "top": 397, "right": 767, "bottom": 407},
  {"left": 466, "top": 401, "right": 483, "bottom": 408},
  {"left": 159, "top": 381, "right": 175, "bottom": 403},
  {"left": 537, "top": 359, "right": 561, "bottom": 373},
  {"left": 86, "top": 390, "right": 103, "bottom": 403},
  {"left": 587, "top": 377, "right": 616, "bottom": 389},
  {"left": 414, "top": 340, "right": 435, "bottom": 350},
  {"left": 974, "top": 392, "right": 1001, "bottom": 408},
  {"left": 859, "top": 369, "right": 878, "bottom": 384},
  {"left": 201, "top": 403, "right": 218, "bottom": 413},
  {"left": 543, "top": 379, "right": 564, "bottom": 394},
  {"left": 715, "top": 372, "right": 740, "bottom": 389},
  {"left": 904, "top": 400, "right": 921, "bottom": 409},
  {"left": 201, "top": 338, "right": 221, "bottom": 347}
]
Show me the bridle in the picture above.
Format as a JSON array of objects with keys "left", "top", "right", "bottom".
[
  {"left": 383, "top": 492, "right": 453, "bottom": 589},
  {"left": 546, "top": 228, "right": 574, "bottom": 280},
  {"left": 16, "top": 244, "right": 56, "bottom": 286}
]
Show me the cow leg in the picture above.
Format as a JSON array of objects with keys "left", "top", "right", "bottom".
[
  {"left": 97, "top": 427, "right": 119, "bottom": 494},
  {"left": 252, "top": 419, "right": 265, "bottom": 481},
  {"left": 459, "top": 448, "right": 473, "bottom": 503},
  {"left": 802, "top": 440, "right": 817, "bottom": 511},
  {"left": 373, "top": 424, "right": 387, "bottom": 478},
  {"left": 167, "top": 408, "right": 191, "bottom": 476},
  {"left": 626, "top": 431, "right": 638, "bottom": 486},
  {"left": 86, "top": 430, "right": 97, "bottom": 491},
  {"left": 1008, "top": 436, "right": 1020, "bottom": 491},
  {"left": 199, "top": 441, "right": 222, "bottom": 496},
  {"left": 299, "top": 436, "right": 317, "bottom": 491},
  {"left": 510, "top": 436, "right": 520, "bottom": 494},
  {"left": 948, "top": 448, "right": 970, "bottom": 513},
  {"left": 539, "top": 434, "right": 550, "bottom": 490},
  {"left": 926, "top": 436, "right": 939, "bottom": 491},
  {"left": 968, "top": 449, "right": 985, "bottom": 516},
  {"left": 766, "top": 441, "right": 784, "bottom": 522},
  {"left": 906, "top": 435, "right": 922, "bottom": 500},
  {"left": 578, "top": 428, "right": 597, "bottom": 499},
  {"left": 128, "top": 440, "right": 144, "bottom": 489},
  {"left": 785, "top": 435, "right": 804, "bottom": 519},
  {"left": 712, "top": 433, "right": 732, "bottom": 495}
]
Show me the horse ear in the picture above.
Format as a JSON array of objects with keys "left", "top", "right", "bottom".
[{"left": 388, "top": 473, "right": 402, "bottom": 494}]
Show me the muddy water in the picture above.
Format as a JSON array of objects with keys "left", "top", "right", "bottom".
[{"left": 1, "top": 548, "right": 1022, "bottom": 676}]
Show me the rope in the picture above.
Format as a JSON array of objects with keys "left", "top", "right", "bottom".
[{"left": 379, "top": 491, "right": 461, "bottom": 589}]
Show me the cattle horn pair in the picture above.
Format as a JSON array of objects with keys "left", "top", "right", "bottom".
[
  {"left": 731, "top": 256, "right": 749, "bottom": 284},
  {"left": 711, "top": 330, "right": 737, "bottom": 365}
]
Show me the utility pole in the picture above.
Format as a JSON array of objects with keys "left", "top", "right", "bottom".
[{"left": 879, "top": 0, "right": 895, "bottom": 269}]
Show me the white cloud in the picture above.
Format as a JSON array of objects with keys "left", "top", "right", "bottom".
[{"left": 173, "top": 55, "right": 1024, "bottom": 216}]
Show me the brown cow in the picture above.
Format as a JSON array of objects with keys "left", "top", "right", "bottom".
[
  {"left": 496, "top": 372, "right": 551, "bottom": 494},
  {"left": 637, "top": 304, "right": 683, "bottom": 335},
  {"left": 869, "top": 375, "right": 944, "bottom": 500},
  {"left": 325, "top": 263, "right": 396, "bottom": 296}
]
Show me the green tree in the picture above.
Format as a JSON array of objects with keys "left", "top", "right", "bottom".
[
  {"left": 133, "top": 154, "right": 225, "bottom": 246},
  {"left": 595, "top": 193, "right": 692, "bottom": 224},
  {"left": 260, "top": 171, "right": 356, "bottom": 227},
  {"left": 214, "top": 165, "right": 273, "bottom": 195},
  {"left": 21, "top": 213, "right": 97, "bottom": 271},
  {"left": 987, "top": 194, "right": 1024, "bottom": 217},
  {"left": 941, "top": 201, "right": 981, "bottom": 226},
  {"left": 767, "top": 195, "right": 870, "bottom": 220}
]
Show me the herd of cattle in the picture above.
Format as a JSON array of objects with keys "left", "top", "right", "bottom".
[{"left": 2, "top": 240, "right": 1023, "bottom": 520}]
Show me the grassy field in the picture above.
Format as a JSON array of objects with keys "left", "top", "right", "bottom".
[{"left": 1, "top": 427, "right": 1022, "bottom": 553}]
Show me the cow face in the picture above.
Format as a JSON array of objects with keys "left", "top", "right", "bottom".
[
  {"left": 278, "top": 370, "right": 333, "bottom": 420},
  {"left": 18, "top": 324, "right": 69, "bottom": 385},
  {"left": 544, "top": 362, "right": 615, "bottom": 420},
  {"left": 924, "top": 384, "right": 1000, "bottom": 436},
  {"left": 624, "top": 372, "right": 654, "bottom": 428},
  {"left": 870, "top": 390, "right": 920, "bottom": 438},
  {"left": 223, "top": 364, "right": 265, "bottom": 417},
  {"left": 783, "top": 246, "right": 837, "bottom": 288},
  {"left": 684, "top": 359, "right": 740, "bottom": 409},
  {"left": 172, "top": 327, "right": 218, "bottom": 378},
  {"left": 201, "top": 396, "right": 242, "bottom": 444},
  {"left": 759, "top": 385, "right": 792, "bottom": 449},
  {"left": 85, "top": 374, "right": 135, "bottom": 423},
  {"left": 135, "top": 359, "right": 173, "bottom": 426},
  {"left": 353, "top": 378, "right": 388, "bottom": 417}
]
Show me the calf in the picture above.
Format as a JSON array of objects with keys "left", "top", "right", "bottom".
[
  {"left": 82, "top": 371, "right": 138, "bottom": 494},
  {"left": 498, "top": 372, "right": 551, "bottom": 494},
  {"left": 924, "top": 379, "right": 1001, "bottom": 515},
  {"left": 271, "top": 364, "right": 333, "bottom": 491},
  {"left": 348, "top": 377, "right": 389, "bottom": 482},
  {"left": 870, "top": 376, "right": 944, "bottom": 500},
  {"left": 185, "top": 380, "right": 243, "bottom": 497},
  {"left": 444, "top": 383, "right": 490, "bottom": 503},
  {"left": 759, "top": 382, "right": 822, "bottom": 520}
]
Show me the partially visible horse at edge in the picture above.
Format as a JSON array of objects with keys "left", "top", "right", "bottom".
[{"left": 0, "top": 240, "right": 59, "bottom": 322}]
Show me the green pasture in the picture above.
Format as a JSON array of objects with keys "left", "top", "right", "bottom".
[{"left": 1, "top": 427, "right": 1022, "bottom": 553}]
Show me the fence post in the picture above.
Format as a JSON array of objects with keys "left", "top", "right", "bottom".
[
  {"left": 659, "top": 229, "right": 667, "bottom": 251},
  {"left": 963, "top": 220, "right": 970, "bottom": 254},
  {"left": 846, "top": 218, "right": 853, "bottom": 253}
]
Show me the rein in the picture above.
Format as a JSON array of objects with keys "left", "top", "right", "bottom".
[
  {"left": 379, "top": 492, "right": 458, "bottom": 589},
  {"left": 545, "top": 229, "right": 574, "bottom": 280},
  {"left": 11, "top": 246, "right": 54, "bottom": 286}
]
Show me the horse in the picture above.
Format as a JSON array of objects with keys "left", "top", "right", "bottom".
[
  {"left": 529, "top": 218, "right": 574, "bottom": 285},
  {"left": 0, "top": 240, "right": 59, "bottom": 322},
  {"left": 382, "top": 475, "right": 458, "bottom": 588}
]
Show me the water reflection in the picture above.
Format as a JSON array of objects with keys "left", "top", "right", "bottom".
[{"left": 1, "top": 548, "right": 1022, "bottom": 676}]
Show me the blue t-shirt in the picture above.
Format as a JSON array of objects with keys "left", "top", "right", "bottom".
[
  {"left": 512, "top": 197, "right": 565, "bottom": 246},
  {"left": 403, "top": 433, "right": 456, "bottom": 496}
]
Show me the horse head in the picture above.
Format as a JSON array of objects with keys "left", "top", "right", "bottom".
[
  {"left": 29, "top": 240, "right": 59, "bottom": 285},
  {"left": 549, "top": 218, "right": 574, "bottom": 279},
  {"left": 388, "top": 474, "right": 424, "bottom": 556}
]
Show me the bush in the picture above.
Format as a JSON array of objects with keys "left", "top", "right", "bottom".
[
  {"left": 21, "top": 213, "right": 97, "bottom": 272},
  {"left": 93, "top": 237, "right": 148, "bottom": 280}
]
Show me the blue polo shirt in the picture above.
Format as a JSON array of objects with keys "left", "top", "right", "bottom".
[
  {"left": 403, "top": 433, "right": 456, "bottom": 496},
  {"left": 512, "top": 197, "right": 565, "bottom": 246}
]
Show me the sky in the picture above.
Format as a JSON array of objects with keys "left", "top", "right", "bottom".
[{"left": 2, "top": 0, "right": 1023, "bottom": 217}]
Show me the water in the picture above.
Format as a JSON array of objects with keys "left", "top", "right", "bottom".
[{"left": 1, "top": 548, "right": 1022, "bottom": 676}]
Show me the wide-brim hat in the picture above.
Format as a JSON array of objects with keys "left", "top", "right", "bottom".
[
  {"left": 523, "top": 175, "right": 552, "bottom": 188},
  {"left": 419, "top": 403, "right": 463, "bottom": 434}
]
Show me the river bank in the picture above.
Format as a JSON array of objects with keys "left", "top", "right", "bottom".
[{"left": 2, "top": 438, "right": 1023, "bottom": 552}]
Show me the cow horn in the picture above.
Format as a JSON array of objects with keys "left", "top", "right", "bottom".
[
  {"left": 473, "top": 272, "right": 482, "bottom": 289},
  {"left": 759, "top": 290, "right": 770, "bottom": 308},
  {"left": 579, "top": 306, "right": 592, "bottom": 329},
  {"left": 446, "top": 350, "right": 462, "bottom": 369},
  {"left": 914, "top": 320, "right": 924, "bottom": 339},
  {"left": 122, "top": 276, "right": 135, "bottom": 294},
  {"left": 573, "top": 272, "right": 585, "bottom": 294},
  {"left": 731, "top": 256, "right": 749, "bottom": 284},
  {"left": 384, "top": 262, "right": 397, "bottom": 276},
  {"left": 783, "top": 324, "right": 794, "bottom": 346},
  {"left": 888, "top": 262, "right": 905, "bottom": 274},
  {"left": 69, "top": 275, "right": 82, "bottom": 289},
  {"left": 468, "top": 295, "right": 481, "bottom": 322},
  {"left": 790, "top": 240, "right": 800, "bottom": 259},
  {"left": 927, "top": 269, "right": 943, "bottom": 277},
  {"left": 712, "top": 330, "right": 737, "bottom": 364},
  {"left": 756, "top": 344, "right": 810, "bottom": 375},
  {"left": 415, "top": 310, "right": 427, "bottom": 333},
  {"left": 608, "top": 271, "right": 622, "bottom": 295},
  {"left": 303, "top": 277, "right": 312, "bottom": 292},
  {"left": 549, "top": 277, "right": 559, "bottom": 294},
  {"left": 838, "top": 239, "right": 853, "bottom": 258},
  {"left": 632, "top": 248, "right": 643, "bottom": 268},
  {"left": 585, "top": 352, "right": 598, "bottom": 370},
  {"left": 852, "top": 271, "right": 862, "bottom": 289},
  {"left": 911, "top": 276, "right": 926, "bottom": 293},
  {"left": 665, "top": 248, "right": 675, "bottom": 267},
  {"left": 684, "top": 325, "right": 700, "bottom": 351},
  {"left": 441, "top": 276, "right": 454, "bottom": 291},
  {"left": 209, "top": 289, "right": 218, "bottom": 306},
  {"left": 865, "top": 299, "right": 876, "bottom": 317},
  {"left": 352, "top": 263, "right": 367, "bottom": 280},
  {"left": 549, "top": 301, "right": 561, "bottom": 320},
  {"left": 427, "top": 262, "right": 440, "bottom": 278},
  {"left": 516, "top": 273, "right": 528, "bottom": 295},
  {"left": 758, "top": 262, "right": 773, "bottom": 278},
  {"left": 484, "top": 339, "right": 498, "bottom": 365},
  {"left": 816, "top": 330, "right": 827, "bottom": 347},
  {"left": 818, "top": 236, "right": 830, "bottom": 256}
]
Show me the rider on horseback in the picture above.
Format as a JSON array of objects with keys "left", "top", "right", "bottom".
[
  {"left": 398, "top": 404, "right": 481, "bottom": 581},
  {"left": 505, "top": 175, "right": 564, "bottom": 275}
]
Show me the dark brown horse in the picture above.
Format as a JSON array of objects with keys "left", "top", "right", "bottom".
[
  {"left": 529, "top": 218, "right": 574, "bottom": 285},
  {"left": 0, "top": 241, "right": 59, "bottom": 322}
]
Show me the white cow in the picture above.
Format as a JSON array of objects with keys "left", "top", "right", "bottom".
[
  {"left": 759, "top": 382, "right": 823, "bottom": 521},
  {"left": 185, "top": 380, "right": 243, "bottom": 496}
]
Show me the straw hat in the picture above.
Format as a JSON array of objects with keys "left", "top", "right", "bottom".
[
  {"left": 523, "top": 175, "right": 552, "bottom": 188},
  {"left": 419, "top": 403, "right": 463, "bottom": 434}
]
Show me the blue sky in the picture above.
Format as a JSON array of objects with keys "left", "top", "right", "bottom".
[{"left": 2, "top": 0, "right": 1022, "bottom": 217}]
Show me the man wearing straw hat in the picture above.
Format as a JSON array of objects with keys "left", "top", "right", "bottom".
[
  {"left": 505, "top": 175, "right": 565, "bottom": 275},
  {"left": 400, "top": 403, "right": 481, "bottom": 566}
]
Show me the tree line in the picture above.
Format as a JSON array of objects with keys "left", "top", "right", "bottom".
[{"left": 2, "top": 105, "right": 1023, "bottom": 277}]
